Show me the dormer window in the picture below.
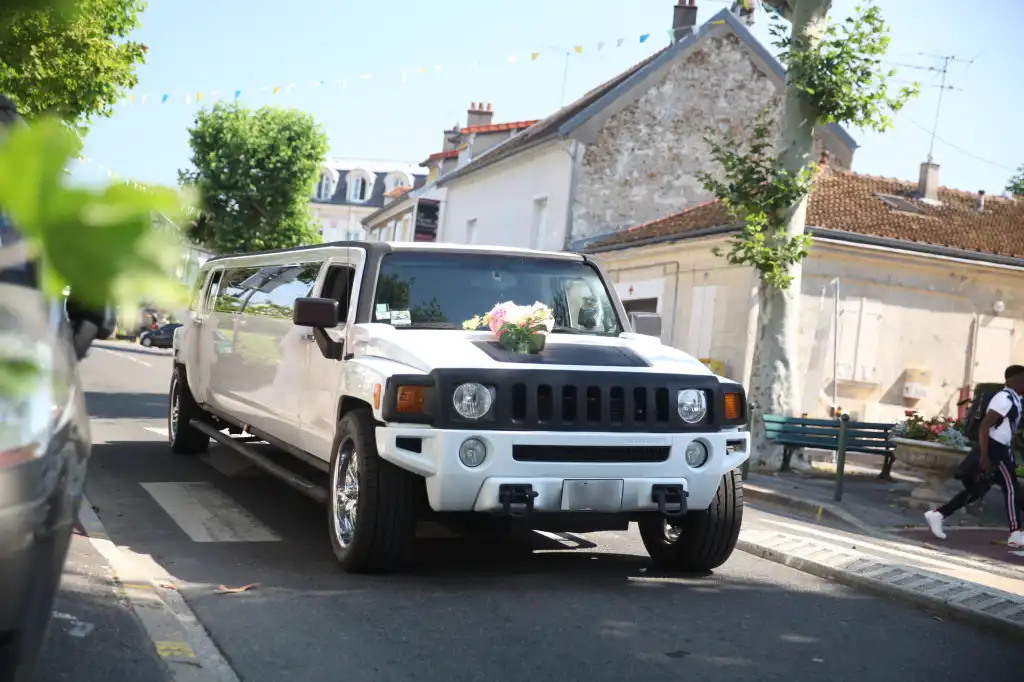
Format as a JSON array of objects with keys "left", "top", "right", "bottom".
[
  {"left": 347, "top": 170, "right": 373, "bottom": 203},
  {"left": 315, "top": 168, "right": 338, "bottom": 201}
]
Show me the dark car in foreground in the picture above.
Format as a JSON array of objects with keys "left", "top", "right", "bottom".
[{"left": 139, "top": 322, "right": 181, "bottom": 348}]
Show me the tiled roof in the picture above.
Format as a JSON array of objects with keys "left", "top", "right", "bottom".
[
  {"left": 460, "top": 120, "right": 540, "bottom": 135},
  {"left": 384, "top": 186, "right": 413, "bottom": 199},
  {"left": 587, "top": 169, "right": 1024, "bottom": 258},
  {"left": 426, "top": 149, "right": 459, "bottom": 162}
]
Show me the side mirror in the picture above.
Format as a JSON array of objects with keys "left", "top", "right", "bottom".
[
  {"left": 293, "top": 297, "right": 339, "bottom": 329},
  {"left": 293, "top": 297, "right": 343, "bottom": 361},
  {"left": 628, "top": 311, "right": 661, "bottom": 338}
]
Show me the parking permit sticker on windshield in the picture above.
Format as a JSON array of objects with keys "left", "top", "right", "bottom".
[
  {"left": 375, "top": 303, "right": 391, "bottom": 321},
  {"left": 391, "top": 310, "right": 411, "bottom": 326}
]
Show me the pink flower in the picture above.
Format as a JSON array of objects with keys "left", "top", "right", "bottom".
[{"left": 488, "top": 302, "right": 512, "bottom": 337}]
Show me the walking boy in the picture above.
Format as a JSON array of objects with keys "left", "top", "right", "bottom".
[{"left": 925, "top": 365, "right": 1024, "bottom": 547}]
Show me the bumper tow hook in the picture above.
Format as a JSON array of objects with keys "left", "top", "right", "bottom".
[{"left": 652, "top": 484, "right": 688, "bottom": 518}]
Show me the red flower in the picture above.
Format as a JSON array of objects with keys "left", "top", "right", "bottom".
[{"left": 904, "top": 410, "right": 915, "bottom": 416}]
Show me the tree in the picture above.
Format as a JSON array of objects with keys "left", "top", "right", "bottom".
[
  {"left": 0, "top": 0, "right": 148, "bottom": 131},
  {"left": 1007, "top": 165, "right": 1024, "bottom": 198},
  {"left": 696, "top": 2, "right": 918, "bottom": 471},
  {"left": 179, "top": 102, "right": 329, "bottom": 255}
]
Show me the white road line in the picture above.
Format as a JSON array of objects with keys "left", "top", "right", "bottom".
[
  {"left": 143, "top": 426, "right": 168, "bottom": 437},
  {"left": 141, "top": 482, "right": 281, "bottom": 543},
  {"left": 96, "top": 347, "right": 152, "bottom": 367}
]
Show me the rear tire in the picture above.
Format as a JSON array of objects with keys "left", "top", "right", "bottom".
[
  {"left": 327, "top": 407, "right": 421, "bottom": 573},
  {"left": 638, "top": 469, "right": 743, "bottom": 572},
  {"left": 168, "top": 366, "right": 210, "bottom": 455}
]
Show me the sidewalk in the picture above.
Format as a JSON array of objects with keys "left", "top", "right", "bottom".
[{"left": 738, "top": 457, "right": 1024, "bottom": 639}]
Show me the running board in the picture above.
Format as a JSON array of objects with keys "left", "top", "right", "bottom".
[{"left": 190, "top": 419, "right": 328, "bottom": 505}]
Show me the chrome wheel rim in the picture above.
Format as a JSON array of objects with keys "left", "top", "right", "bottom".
[
  {"left": 663, "top": 520, "right": 682, "bottom": 544},
  {"left": 333, "top": 437, "right": 359, "bottom": 548},
  {"left": 169, "top": 377, "right": 180, "bottom": 443}
]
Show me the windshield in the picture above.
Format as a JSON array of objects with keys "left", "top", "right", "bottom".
[{"left": 372, "top": 252, "right": 623, "bottom": 335}]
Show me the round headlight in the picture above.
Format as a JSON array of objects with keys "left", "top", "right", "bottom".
[
  {"left": 453, "top": 382, "right": 493, "bottom": 420},
  {"left": 677, "top": 389, "right": 707, "bottom": 423},
  {"left": 685, "top": 440, "right": 709, "bottom": 468},
  {"left": 459, "top": 437, "right": 487, "bottom": 467}
]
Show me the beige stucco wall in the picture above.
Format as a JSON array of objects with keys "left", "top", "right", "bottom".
[
  {"left": 593, "top": 236, "right": 1024, "bottom": 424},
  {"left": 571, "top": 30, "right": 853, "bottom": 243}
]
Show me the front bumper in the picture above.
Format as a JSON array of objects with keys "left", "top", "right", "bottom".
[{"left": 375, "top": 426, "right": 750, "bottom": 513}]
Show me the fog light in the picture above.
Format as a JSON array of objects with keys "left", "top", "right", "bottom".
[
  {"left": 459, "top": 437, "right": 487, "bottom": 468},
  {"left": 685, "top": 440, "right": 709, "bottom": 468}
]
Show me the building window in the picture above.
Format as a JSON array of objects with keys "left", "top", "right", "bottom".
[
  {"left": 466, "top": 217, "right": 478, "bottom": 244},
  {"left": 315, "top": 173, "right": 335, "bottom": 201}
]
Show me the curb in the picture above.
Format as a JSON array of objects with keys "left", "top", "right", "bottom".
[
  {"left": 78, "top": 496, "right": 241, "bottom": 682},
  {"left": 737, "top": 528, "right": 1024, "bottom": 641},
  {"left": 743, "top": 483, "right": 878, "bottom": 534}
]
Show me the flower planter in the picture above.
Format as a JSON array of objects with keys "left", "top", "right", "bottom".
[{"left": 891, "top": 437, "right": 970, "bottom": 505}]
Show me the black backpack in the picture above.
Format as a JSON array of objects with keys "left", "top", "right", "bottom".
[{"left": 964, "top": 388, "right": 1018, "bottom": 442}]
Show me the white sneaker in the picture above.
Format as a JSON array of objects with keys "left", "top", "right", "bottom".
[
  {"left": 924, "top": 510, "right": 947, "bottom": 540},
  {"left": 1009, "top": 530, "right": 1024, "bottom": 549}
]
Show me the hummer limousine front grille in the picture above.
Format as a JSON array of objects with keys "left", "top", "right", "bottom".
[{"left": 382, "top": 370, "right": 746, "bottom": 434}]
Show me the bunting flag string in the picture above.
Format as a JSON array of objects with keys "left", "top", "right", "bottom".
[
  {"left": 74, "top": 156, "right": 200, "bottom": 215},
  {"left": 112, "top": 22, "right": 735, "bottom": 108}
]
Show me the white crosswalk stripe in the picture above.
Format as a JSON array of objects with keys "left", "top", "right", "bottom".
[{"left": 141, "top": 481, "right": 281, "bottom": 543}]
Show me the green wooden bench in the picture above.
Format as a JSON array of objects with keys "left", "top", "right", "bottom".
[{"left": 764, "top": 414, "right": 896, "bottom": 500}]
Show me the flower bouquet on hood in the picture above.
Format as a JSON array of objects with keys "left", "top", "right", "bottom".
[{"left": 463, "top": 301, "right": 555, "bottom": 354}]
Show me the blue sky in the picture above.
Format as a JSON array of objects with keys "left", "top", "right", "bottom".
[{"left": 74, "top": 0, "right": 1023, "bottom": 195}]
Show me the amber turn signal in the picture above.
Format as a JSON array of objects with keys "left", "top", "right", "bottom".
[
  {"left": 396, "top": 385, "right": 426, "bottom": 413},
  {"left": 724, "top": 392, "right": 742, "bottom": 421}
]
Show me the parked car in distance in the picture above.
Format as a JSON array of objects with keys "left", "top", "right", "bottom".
[
  {"left": 140, "top": 322, "right": 181, "bottom": 348},
  {"left": 170, "top": 241, "right": 750, "bottom": 575}
]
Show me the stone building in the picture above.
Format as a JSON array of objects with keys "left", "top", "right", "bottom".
[{"left": 433, "top": 2, "right": 857, "bottom": 251}]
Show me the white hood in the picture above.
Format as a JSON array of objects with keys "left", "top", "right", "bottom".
[{"left": 348, "top": 324, "right": 716, "bottom": 377}]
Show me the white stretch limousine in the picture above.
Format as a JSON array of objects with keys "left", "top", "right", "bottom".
[{"left": 170, "top": 241, "right": 750, "bottom": 573}]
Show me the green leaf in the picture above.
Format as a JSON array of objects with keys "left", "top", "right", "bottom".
[
  {"left": 0, "top": 117, "right": 191, "bottom": 310},
  {"left": 0, "top": 357, "right": 42, "bottom": 399}
]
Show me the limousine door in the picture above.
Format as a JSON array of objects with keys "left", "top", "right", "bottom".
[{"left": 298, "top": 250, "right": 360, "bottom": 462}]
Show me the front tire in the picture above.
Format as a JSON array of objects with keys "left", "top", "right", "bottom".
[
  {"left": 141, "top": 335, "right": 153, "bottom": 347},
  {"left": 327, "top": 407, "right": 421, "bottom": 573},
  {"left": 168, "top": 366, "right": 210, "bottom": 455},
  {"left": 638, "top": 469, "right": 743, "bottom": 572}
]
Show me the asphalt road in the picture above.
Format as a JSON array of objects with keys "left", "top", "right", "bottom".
[{"left": 63, "top": 341, "right": 1024, "bottom": 682}]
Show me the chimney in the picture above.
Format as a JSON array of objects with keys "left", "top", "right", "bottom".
[
  {"left": 672, "top": 0, "right": 698, "bottom": 43},
  {"left": 918, "top": 161, "right": 940, "bottom": 203},
  {"left": 467, "top": 102, "right": 494, "bottom": 128},
  {"left": 977, "top": 190, "right": 986, "bottom": 212}
]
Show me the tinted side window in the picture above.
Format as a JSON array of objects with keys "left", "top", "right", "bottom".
[
  {"left": 204, "top": 270, "right": 223, "bottom": 312},
  {"left": 214, "top": 268, "right": 260, "bottom": 313},
  {"left": 245, "top": 264, "right": 322, "bottom": 319}
]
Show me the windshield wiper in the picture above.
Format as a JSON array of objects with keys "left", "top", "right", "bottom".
[{"left": 550, "top": 325, "right": 585, "bottom": 334}]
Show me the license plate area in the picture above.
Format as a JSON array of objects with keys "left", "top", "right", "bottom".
[{"left": 560, "top": 479, "right": 624, "bottom": 512}]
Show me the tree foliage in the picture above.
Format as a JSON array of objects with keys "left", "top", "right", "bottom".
[
  {"left": 696, "top": 112, "right": 816, "bottom": 289},
  {"left": 1007, "top": 164, "right": 1024, "bottom": 197},
  {"left": 700, "top": 4, "right": 918, "bottom": 289},
  {"left": 179, "top": 102, "right": 329, "bottom": 255},
  {"left": 0, "top": 0, "right": 148, "bottom": 131},
  {"left": 770, "top": 5, "right": 918, "bottom": 133}
]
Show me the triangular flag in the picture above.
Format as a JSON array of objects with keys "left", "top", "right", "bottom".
[
  {"left": 597, "top": 41, "right": 605, "bottom": 50},
  {"left": 418, "top": 66, "right": 427, "bottom": 74},
  {"left": 711, "top": 19, "right": 725, "bottom": 24},
  {"left": 401, "top": 71, "right": 408, "bottom": 82},
  {"left": 272, "top": 86, "right": 280, "bottom": 95},
  {"left": 573, "top": 45, "right": 583, "bottom": 54},
  {"left": 434, "top": 65, "right": 442, "bottom": 72},
  {"left": 359, "top": 74, "right": 372, "bottom": 79},
  {"left": 129, "top": 94, "right": 135, "bottom": 103},
  {"left": 185, "top": 94, "right": 190, "bottom": 104},
  {"left": 141, "top": 95, "right": 147, "bottom": 105},
  {"left": 616, "top": 38, "right": 625, "bottom": 47},
  {"left": 530, "top": 52, "right": 540, "bottom": 61},
  {"left": 507, "top": 55, "right": 518, "bottom": 63},
  {"left": 234, "top": 90, "right": 241, "bottom": 100},
  {"left": 640, "top": 33, "right": 650, "bottom": 43},
  {"left": 196, "top": 92, "right": 203, "bottom": 101},
  {"left": 161, "top": 94, "right": 169, "bottom": 103}
]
